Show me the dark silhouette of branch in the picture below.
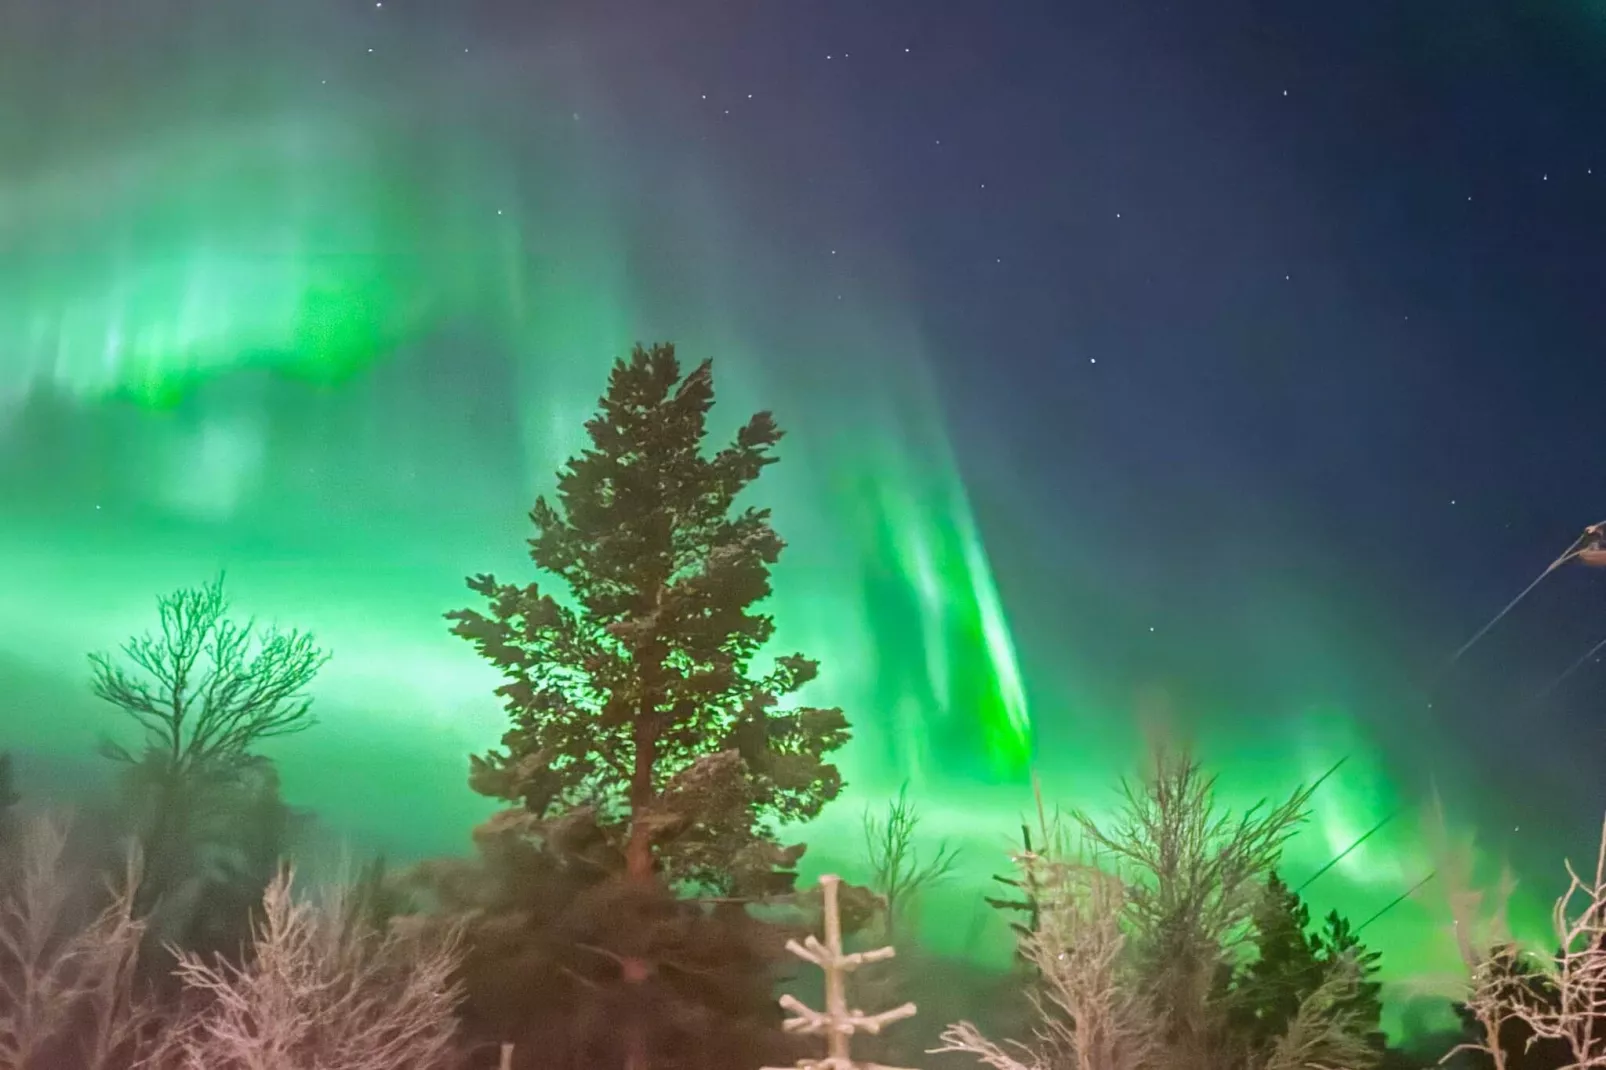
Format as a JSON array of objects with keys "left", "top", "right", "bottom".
[
  {"left": 87, "top": 576, "right": 328, "bottom": 919},
  {"left": 862, "top": 782, "right": 958, "bottom": 941},
  {"left": 89, "top": 576, "right": 328, "bottom": 772}
]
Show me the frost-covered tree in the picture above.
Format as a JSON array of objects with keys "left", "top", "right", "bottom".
[
  {"left": 940, "top": 748, "right": 1384, "bottom": 1070},
  {"left": 154, "top": 869, "right": 463, "bottom": 1070},
  {"left": 0, "top": 816, "right": 150, "bottom": 1070}
]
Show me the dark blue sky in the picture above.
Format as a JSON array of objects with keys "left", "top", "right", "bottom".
[{"left": 476, "top": 0, "right": 1606, "bottom": 808}]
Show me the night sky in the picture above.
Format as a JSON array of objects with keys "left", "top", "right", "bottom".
[{"left": 3, "top": 0, "right": 1605, "bottom": 1013}]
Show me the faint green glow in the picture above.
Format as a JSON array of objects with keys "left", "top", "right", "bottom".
[{"left": 0, "top": 117, "right": 505, "bottom": 411}]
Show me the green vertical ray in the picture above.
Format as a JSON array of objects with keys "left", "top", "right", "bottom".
[{"left": 860, "top": 468, "right": 1032, "bottom": 783}]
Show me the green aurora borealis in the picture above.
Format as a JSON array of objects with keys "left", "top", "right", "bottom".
[{"left": 0, "top": 1, "right": 1563, "bottom": 1036}]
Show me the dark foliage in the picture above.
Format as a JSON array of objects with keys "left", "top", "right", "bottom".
[
  {"left": 415, "top": 809, "right": 803, "bottom": 1070},
  {"left": 984, "top": 822, "right": 1044, "bottom": 963},
  {"left": 0, "top": 753, "right": 18, "bottom": 847},
  {"left": 346, "top": 855, "right": 413, "bottom": 934},
  {"left": 1224, "top": 873, "right": 1387, "bottom": 1063},
  {"left": 175, "top": 760, "right": 310, "bottom": 961}
]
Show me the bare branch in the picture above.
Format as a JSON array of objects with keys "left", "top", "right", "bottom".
[
  {"left": 158, "top": 867, "right": 465, "bottom": 1070},
  {"left": 1454, "top": 815, "right": 1606, "bottom": 1070},
  {"left": 90, "top": 577, "right": 329, "bottom": 778},
  {"left": 1264, "top": 953, "right": 1383, "bottom": 1070},
  {"left": 862, "top": 783, "right": 959, "bottom": 940},
  {"left": 0, "top": 816, "right": 153, "bottom": 1070},
  {"left": 931, "top": 1021, "right": 1044, "bottom": 1070},
  {"left": 936, "top": 824, "right": 1159, "bottom": 1070}
]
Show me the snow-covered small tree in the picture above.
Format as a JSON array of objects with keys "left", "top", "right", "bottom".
[
  {"left": 934, "top": 826, "right": 1157, "bottom": 1070},
  {"left": 765, "top": 873, "right": 917, "bottom": 1070},
  {"left": 155, "top": 868, "right": 464, "bottom": 1070},
  {"left": 0, "top": 816, "right": 151, "bottom": 1070}
]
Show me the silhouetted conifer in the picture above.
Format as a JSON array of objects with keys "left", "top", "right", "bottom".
[
  {"left": 416, "top": 809, "right": 801, "bottom": 1070},
  {"left": 446, "top": 344, "right": 852, "bottom": 1070},
  {"left": 1225, "top": 873, "right": 1387, "bottom": 1065}
]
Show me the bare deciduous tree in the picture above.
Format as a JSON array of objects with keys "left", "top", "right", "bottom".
[
  {"left": 0, "top": 816, "right": 152, "bottom": 1070},
  {"left": 90, "top": 576, "right": 327, "bottom": 771},
  {"left": 152, "top": 868, "right": 464, "bottom": 1070},
  {"left": 863, "top": 783, "right": 959, "bottom": 941},
  {"left": 89, "top": 576, "right": 328, "bottom": 914},
  {"left": 942, "top": 750, "right": 1365, "bottom": 1070},
  {"left": 933, "top": 812, "right": 1158, "bottom": 1070},
  {"left": 1071, "top": 744, "right": 1316, "bottom": 1066},
  {"left": 1453, "top": 815, "right": 1606, "bottom": 1070}
]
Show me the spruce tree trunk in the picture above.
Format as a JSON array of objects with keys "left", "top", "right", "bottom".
[{"left": 621, "top": 723, "right": 658, "bottom": 1070}]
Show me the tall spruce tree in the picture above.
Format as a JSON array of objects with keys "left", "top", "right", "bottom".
[{"left": 448, "top": 343, "right": 850, "bottom": 896}]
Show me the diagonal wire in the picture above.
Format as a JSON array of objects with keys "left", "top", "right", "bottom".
[
  {"left": 1297, "top": 811, "right": 1399, "bottom": 895},
  {"left": 1527, "top": 632, "right": 1606, "bottom": 710},
  {"left": 1447, "top": 529, "right": 1595, "bottom": 665}
]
